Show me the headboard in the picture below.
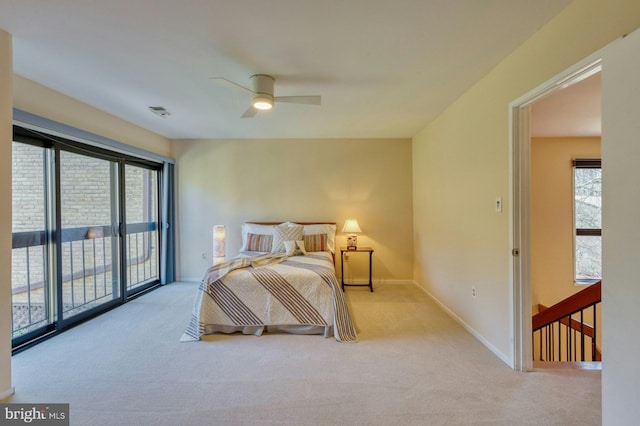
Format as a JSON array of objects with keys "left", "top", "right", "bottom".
[{"left": 247, "top": 221, "right": 336, "bottom": 226}]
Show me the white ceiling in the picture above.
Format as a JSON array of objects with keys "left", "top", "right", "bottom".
[{"left": 0, "top": 0, "right": 573, "bottom": 140}]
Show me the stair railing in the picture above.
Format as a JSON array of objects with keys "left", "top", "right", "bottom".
[{"left": 532, "top": 281, "right": 601, "bottom": 362}]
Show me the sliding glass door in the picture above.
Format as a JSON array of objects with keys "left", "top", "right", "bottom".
[
  {"left": 59, "top": 150, "right": 121, "bottom": 319},
  {"left": 12, "top": 127, "right": 164, "bottom": 349},
  {"left": 124, "top": 164, "right": 159, "bottom": 295}
]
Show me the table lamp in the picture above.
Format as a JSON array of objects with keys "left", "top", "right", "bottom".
[{"left": 342, "top": 219, "right": 362, "bottom": 250}]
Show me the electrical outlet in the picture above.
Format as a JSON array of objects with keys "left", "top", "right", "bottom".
[
  {"left": 201, "top": 252, "right": 207, "bottom": 259},
  {"left": 472, "top": 286, "right": 477, "bottom": 299}
]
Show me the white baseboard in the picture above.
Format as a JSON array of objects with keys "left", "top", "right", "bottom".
[
  {"left": 342, "top": 279, "right": 414, "bottom": 285},
  {"left": 411, "top": 281, "right": 512, "bottom": 368},
  {"left": 372, "top": 279, "right": 415, "bottom": 285},
  {"left": 176, "top": 277, "right": 201, "bottom": 283},
  {"left": 0, "top": 386, "right": 15, "bottom": 401}
]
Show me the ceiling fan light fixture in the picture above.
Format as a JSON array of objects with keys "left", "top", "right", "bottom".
[
  {"left": 211, "top": 74, "right": 320, "bottom": 117},
  {"left": 253, "top": 96, "right": 273, "bottom": 110}
]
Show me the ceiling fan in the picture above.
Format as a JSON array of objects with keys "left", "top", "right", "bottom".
[{"left": 210, "top": 74, "right": 321, "bottom": 118}]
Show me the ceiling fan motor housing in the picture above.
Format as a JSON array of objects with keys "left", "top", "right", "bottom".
[{"left": 251, "top": 74, "right": 275, "bottom": 108}]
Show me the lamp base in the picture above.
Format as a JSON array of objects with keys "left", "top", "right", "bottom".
[{"left": 346, "top": 234, "right": 358, "bottom": 250}]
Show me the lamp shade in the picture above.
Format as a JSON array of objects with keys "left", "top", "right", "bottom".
[{"left": 341, "top": 219, "right": 362, "bottom": 234}]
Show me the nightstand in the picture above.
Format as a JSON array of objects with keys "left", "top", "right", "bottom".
[{"left": 340, "top": 247, "right": 374, "bottom": 292}]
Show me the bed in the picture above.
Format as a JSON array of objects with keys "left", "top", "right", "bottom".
[{"left": 181, "top": 222, "right": 357, "bottom": 343}]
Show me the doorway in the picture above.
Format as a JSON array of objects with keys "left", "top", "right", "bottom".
[{"left": 510, "top": 57, "right": 602, "bottom": 371}]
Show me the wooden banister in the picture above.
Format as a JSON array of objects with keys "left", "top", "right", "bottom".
[
  {"left": 537, "top": 304, "right": 596, "bottom": 338},
  {"left": 532, "top": 281, "right": 601, "bottom": 332}
]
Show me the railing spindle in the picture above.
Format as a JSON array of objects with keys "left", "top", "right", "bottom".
[
  {"left": 102, "top": 236, "right": 107, "bottom": 295},
  {"left": 538, "top": 330, "right": 542, "bottom": 361},
  {"left": 592, "top": 304, "right": 597, "bottom": 361},
  {"left": 69, "top": 242, "right": 75, "bottom": 309},
  {"left": 557, "top": 321, "right": 561, "bottom": 362},
  {"left": 26, "top": 247, "right": 32, "bottom": 327},
  {"left": 81, "top": 239, "right": 87, "bottom": 304},
  {"left": 93, "top": 238, "right": 97, "bottom": 298},
  {"left": 580, "top": 310, "right": 585, "bottom": 362},
  {"left": 127, "top": 234, "right": 132, "bottom": 290},
  {"left": 43, "top": 244, "right": 49, "bottom": 324},
  {"left": 135, "top": 234, "right": 140, "bottom": 285}
]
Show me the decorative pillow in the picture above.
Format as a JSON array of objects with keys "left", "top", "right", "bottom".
[
  {"left": 296, "top": 240, "right": 307, "bottom": 255},
  {"left": 240, "top": 223, "right": 274, "bottom": 252},
  {"left": 303, "top": 233, "right": 327, "bottom": 252},
  {"left": 284, "top": 240, "right": 307, "bottom": 256},
  {"left": 283, "top": 240, "right": 297, "bottom": 256},
  {"left": 245, "top": 233, "right": 273, "bottom": 252},
  {"left": 271, "top": 222, "right": 304, "bottom": 253},
  {"left": 302, "top": 224, "right": 336, "bottom": 253}
]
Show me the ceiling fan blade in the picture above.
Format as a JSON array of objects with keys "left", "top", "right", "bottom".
[
  {"left": 209, "top": 77, "right": 254, "bottom": 94},
  {"left": 241, "top": 106, "right": 258, "bottom": 118},
  {"left": 274, "top": 95, "right": 321, "bottom": 105}
]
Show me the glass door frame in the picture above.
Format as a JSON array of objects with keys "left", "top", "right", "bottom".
[
  {"left": 53, "top": 143, "right": 123, "bottom": 331},
  {"left": 123, "top": 160, "right": 162, "bottom": 298}
]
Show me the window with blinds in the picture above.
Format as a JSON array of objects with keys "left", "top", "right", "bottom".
[{"left": 573, "top": 158, "right": 601, "bottom": 284}]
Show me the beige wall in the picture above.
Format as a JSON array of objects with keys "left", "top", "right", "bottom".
[
  {"left": 531, "top": 137, "right": 601, "bottom": 307},
  {"left": 13, "top": 75, "right": 171, "bottom": 157},
  {"left": 0, "top": 29, "right": 13, "bottom": 399},
  {"left": 412, "top": 0, "right": 640, "bottom": 364},
  {"left": 172, "top": 138, "right": 413, "bottom": 282}
]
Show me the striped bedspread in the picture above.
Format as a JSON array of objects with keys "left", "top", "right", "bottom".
[{"left": 181, "top": 252, "right": 357, "bottom": 342}]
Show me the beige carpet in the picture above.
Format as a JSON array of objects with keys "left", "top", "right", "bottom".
[{"left": 7, "top": 282, "right": 600, "bottom": 425}]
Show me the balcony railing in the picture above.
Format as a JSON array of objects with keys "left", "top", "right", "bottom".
[{"left": 11, "top": 222, "right": 158, "bottom": 338}]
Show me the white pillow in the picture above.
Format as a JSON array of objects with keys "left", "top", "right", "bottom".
[
  {"left": 302, "top": 224, "right": 337, "bottom": 253},
  {"left": 296, "top": 240, "right": 307, "bottom": 255},
  {"left": 284, "top": 240, "right": 307, "bottom": 256},
  {"left": 271, "top": 222, "right": 304, "bottom": 253},
  {"left": 240, "top": 223, "right": 274, "bottom": 252},
  {"left": 283, "top": 240, "right": 297, "bottom": 256}
]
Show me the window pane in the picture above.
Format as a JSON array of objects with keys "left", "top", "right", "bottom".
[
  {"left": 60, "top": 150, "right": 120, "bottom": 319},
  {"left": 125, "top": 165, "right": 159, "bottom": 292},
  {"left": 575, "top": 168, "right": 601, "bottom": 229},
  {"left": 12, "top": 142, "right": 53, "bottom": 338},
  {"left": 575, "top": 235, "right": 601, "bottom": 281}
]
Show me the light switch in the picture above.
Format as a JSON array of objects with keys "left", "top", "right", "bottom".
[{"left": 495, "top": 197, "right": 503, "bottom": 213}]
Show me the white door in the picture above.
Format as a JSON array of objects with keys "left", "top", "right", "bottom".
[{"left": 601, "top": 28, "right": 640, "bottom": 425}]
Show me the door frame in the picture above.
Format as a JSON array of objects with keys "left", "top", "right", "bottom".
[{"left": 509, "top": 54, "right": 602, "bottom": 371}]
